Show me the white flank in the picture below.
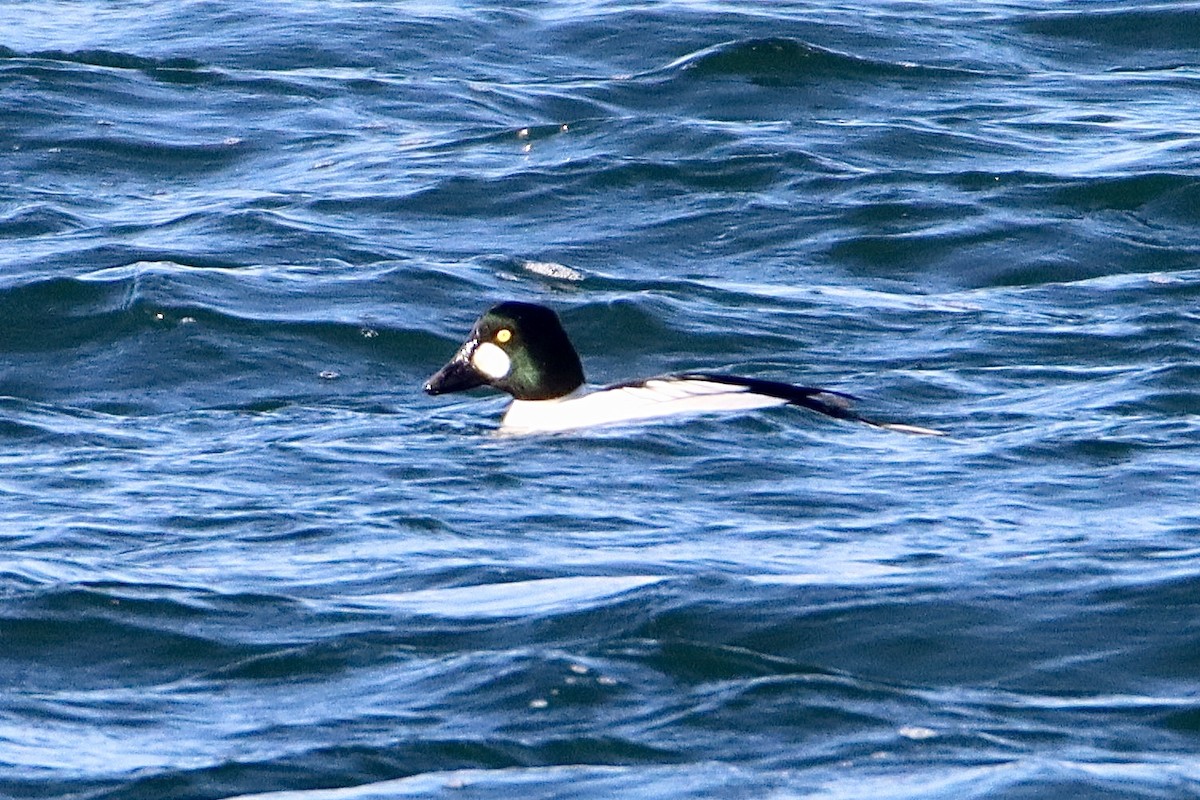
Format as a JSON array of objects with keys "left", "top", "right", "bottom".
[
  {"left": 471, "top": 341, "right": 511, "bottom": 379},
  {"left": 499, "top": 378, "right": 787, "bottom": 434}
]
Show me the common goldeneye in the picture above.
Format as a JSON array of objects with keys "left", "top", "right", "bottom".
[{"left": 424, "top": 301, "right": 943, "bottom": 436}]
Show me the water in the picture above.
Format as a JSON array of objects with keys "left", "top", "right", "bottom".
[{"left": 3, "top": 2, "right": 1200, "bottom": 798}]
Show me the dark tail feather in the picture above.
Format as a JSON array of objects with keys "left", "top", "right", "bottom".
[{"left": 678, "top": 373, "right": 946, "bottom": 436}]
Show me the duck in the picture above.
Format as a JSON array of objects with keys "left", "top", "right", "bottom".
[{"left": 423, "top": 301, "right": 943, "bottom": 436}]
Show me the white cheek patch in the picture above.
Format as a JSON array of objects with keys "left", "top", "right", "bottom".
[{"left": 471, "top": 341, "right": 511, "bottom": 379}]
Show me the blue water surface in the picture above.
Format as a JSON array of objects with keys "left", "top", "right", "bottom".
[{"left": 3, "top": 2, "right": 1200, "bottom": 798}]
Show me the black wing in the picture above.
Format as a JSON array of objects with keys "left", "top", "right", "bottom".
[
  {"left": 672, "top": 372, "right": 859, "bottom": 419},
  {"left": 671, "top": 373, "right": 944, "bottom": 435}
]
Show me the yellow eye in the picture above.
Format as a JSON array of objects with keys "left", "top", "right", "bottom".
[{"left": 495, "top": 328, "right": 512, "bottom": 344}]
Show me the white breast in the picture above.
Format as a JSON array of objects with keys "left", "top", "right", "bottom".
[{"left": 499, "top": 378, "right": 788, "bottom": 434}]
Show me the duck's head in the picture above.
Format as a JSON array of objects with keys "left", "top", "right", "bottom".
[{"left": 424, "top": 301, "right": 585, "bottom": 401}]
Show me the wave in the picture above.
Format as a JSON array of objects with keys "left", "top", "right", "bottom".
[
  {"left": 0, "top": 45, "right": 211, "bottom": 84},
  {"left": 0, "top": 204, "right": 85, "bottom": 240},
  {"left": 647, "top": 37, "right": 982, "bottom": 86},
  {"left": 341, "top": 575, "right": 668, "bottom": 619},
  {"left": 1020, "top": 5, "right": 1200, "bottom": 53}
]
